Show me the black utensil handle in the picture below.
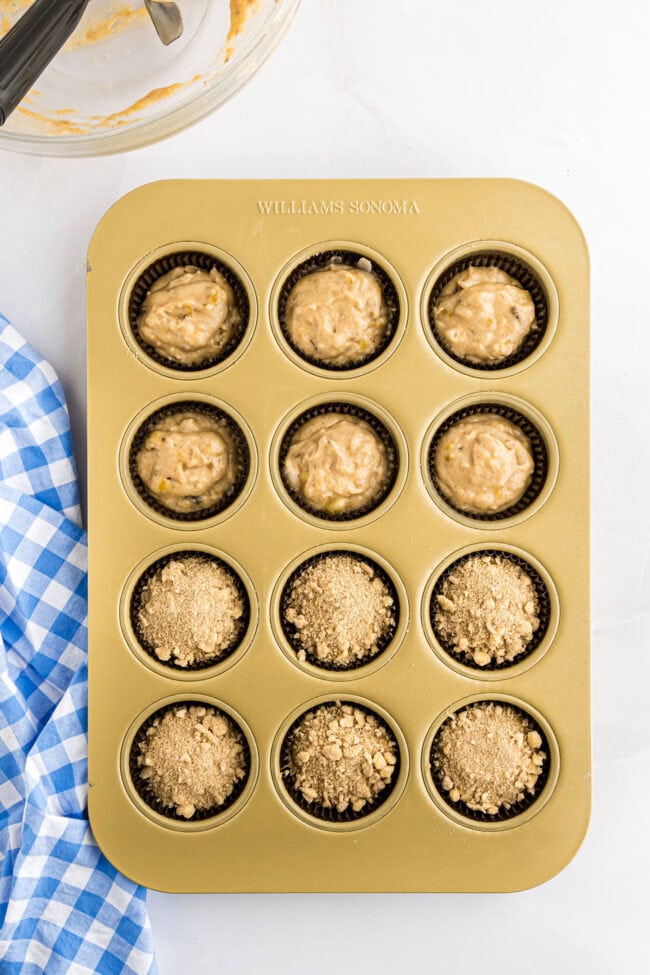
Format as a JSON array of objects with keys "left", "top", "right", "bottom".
[{"left": 0, "top": 0, "right": 90, "bottom": 126}]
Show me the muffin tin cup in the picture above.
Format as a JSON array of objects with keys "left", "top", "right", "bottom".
[
  {"left": 421, "top": 694, "right": 560, "bottom": 832},
  {"left": 422, "top": 543, "right": 560, "bottom": 681},
  {"left": 270, "top": 240, "right": 408, "bottom": 379},
  {"left": 119, "top": 393, "right": 258, "bottom": 531},
  {"left": 420, "top": 240, "right": 559, "bottom": 379},
  {"left": 120, "top": 544, "right": 259, "bottom": 680},
  {"left": 271, "top": 695, "right": 409, "bottom": 832},
  {"left": 421, "top": 392, "right": 559, "bottom": 529},
  {"left": 271, "top": 394, "right": 408, "bottom": 529},
  {"left": 270, "top": 543, "right": 409, "bottom": 681},
  {"left": 120, "top": 695, "right": 259, "bottom": 833},
  {"left": 118, "top": 242, "right": 257, "bottom": 379}
]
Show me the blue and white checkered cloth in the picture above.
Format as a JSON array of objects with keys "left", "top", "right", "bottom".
[{"left": 0, "top": 318, "right": 157, "bottom": 974}]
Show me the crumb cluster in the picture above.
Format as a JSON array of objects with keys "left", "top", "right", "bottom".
[
  {"left": 434, "top": 554, "right": 540, "bottom": 666},
  {"left": 287, "top": 703, "right": 398, "bottom": 815},
  {"left": 136, "top": 704, "right": 247, "bottom": 819},
  {"left": 284, "top": 554, "right": 395, "bottom": 666},
  {"left": 137, "top": 556, "right": 245, "bottom": 667},
  {"left": 432, "top": 702, "right": 546, "bottom": 815}
]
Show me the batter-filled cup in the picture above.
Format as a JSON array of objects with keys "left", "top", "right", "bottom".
[
  {"left": 127, "top": 400, "right": 251, "bottom": 523},
  {"left": 426, "top": 403, "right": 549, "bottom": 522},
  {"left": 127, "top": 250, "right": 251, "bottom": 372},
  {"left": 426, "top": 249, "right": 550, "bottom": 372},
  {"left": 276, "top": 249, "right": 401, "bottom": 372},
  {"left": 277, "top": 401, "right": 400, "bottom": 523}
]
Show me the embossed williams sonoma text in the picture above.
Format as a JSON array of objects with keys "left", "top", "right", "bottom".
[{"left": 257, "top": 199, "right": 422, "bottom": 216}]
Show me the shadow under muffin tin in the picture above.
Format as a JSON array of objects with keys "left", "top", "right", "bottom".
[{"left": 87, "top": 178, "right": 590, "bottom": 893}]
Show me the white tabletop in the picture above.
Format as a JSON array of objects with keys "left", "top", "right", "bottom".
[{"left": 1, "top": 2, "right": 647, "bottom": 972}]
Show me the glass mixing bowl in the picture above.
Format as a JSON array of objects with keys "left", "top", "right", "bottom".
[{"left": 0, "top": 0, "right": 300, "bottom": 156}]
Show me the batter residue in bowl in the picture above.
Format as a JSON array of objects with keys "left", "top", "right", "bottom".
[{"left": 0, "top": 0, "right": 259, "bottom": 134}]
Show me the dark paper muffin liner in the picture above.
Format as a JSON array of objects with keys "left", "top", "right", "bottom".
[
  {"left": 427, "top": 403, "right": 548, "bottom": 522},
  {"left": 429, "top": 701, "right": 551, "bottom": 824},
  {"left": 128, "top": 250, "right": 251, "bottom": 372},
  {"left": 427, "top": 249, "right": 549, "bottom": 371},
  {"left": 280, "top": 701, "right": 401, "bottom": 823},
  {"left": 129, "top": 702, "right": 252, "bottom": 823},
  {"left": 277, "top": 249, "right": 401, "bottom": 371},
  {"left": 128, "top": 400, "right": 250, "bottom": 522},
  {"left": 280, "top": 551, "right": 400, "bottom": 672},
  {"left": 130, "top": 551, "right": 251, "bottom": 672},
  {"left": 278, "top": 402, "right": 399, "bottom": 523},
  {"left": 430, "top": 550, "right": 551, "bottom": 672}
]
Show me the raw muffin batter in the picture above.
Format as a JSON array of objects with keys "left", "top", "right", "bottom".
[
  {"left": 432, "top": 702, "right": 546, "bottom": 815},
  {"left": 136, "top": 410, "right": 239, "bottom": 514},
  {"left": 137, "top": 555, "right": 246, "bottom": 667},
  {"left": 135, "top": 704, "right": 247, "bottom": 819},
  {"left": 434, "top": 413, "right": 534, "bottom": 514},
  {"left": 286, "top": 702, "right": 398, "bottom": 814},
  {"left": 137, "top": 265, "right": 241, "bottom": 366},
  {"left": 284, "top": 553, "right": 395, "bottom": 666},
  {"left": 283, "top": 413, "right": 389, "bottom": 515},
  {"left": 284, "top": 261, "right": 388, "bottom": 366},
  {"left": 433, "top": 266, "right": 536, "bottom": 364},
  {"left": 434, "top": 554, "right": 540, "bottom": 666}
]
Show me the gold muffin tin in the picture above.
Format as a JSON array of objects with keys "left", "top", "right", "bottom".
[{"left": 87, "top": 178, "right": 590, "bottom": 892}]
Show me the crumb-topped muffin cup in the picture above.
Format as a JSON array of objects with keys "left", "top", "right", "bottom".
[
  {"left": 421, "top": 695, "right": 560, "bottom": 832},
  {"left": 421, "top": 392, "right": 559, "bottom": 530},
  {"left": 119, "top": 243, "right": 256, "bottom": 379},
  {"left": 271, "top": 696, "right": 408, "bottom": 832},
  {"left": 270, "top": 241, "right": 408, "bottom": 378},
  {"left": 421, "top": 241, "right": 559, "bottom": 378},
  {"left": 121, "top": 696, "right": 258, "bottom": 832},
  {"left": 271, "top": 394, "right": 408, "bottom": 530},
  {"left": 422, "top": 543, "right": 559, "bottom": 680},
  {"left": 271, "top": 543, "right": 409, "bottom": 680},
  {"left": 120, "top": 544, "right": 258, "bottom": 680},
  {"left": 119, "top": 394, "right": 257, "bottom": 530}
]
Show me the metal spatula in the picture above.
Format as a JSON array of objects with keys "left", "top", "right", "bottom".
[
  {"left": 0, "top": 0, "right": 184, "bottom": 127},
  {"left": 144, "top": 0, "right": 184, "bottom": 46},
  {"left": 0, "top": 0, "right": 90, "bottom": 126}
]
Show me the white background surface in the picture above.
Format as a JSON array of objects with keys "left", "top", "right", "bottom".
[{"left": 1, "top": 1, "right": 648, "bottom": 972}]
